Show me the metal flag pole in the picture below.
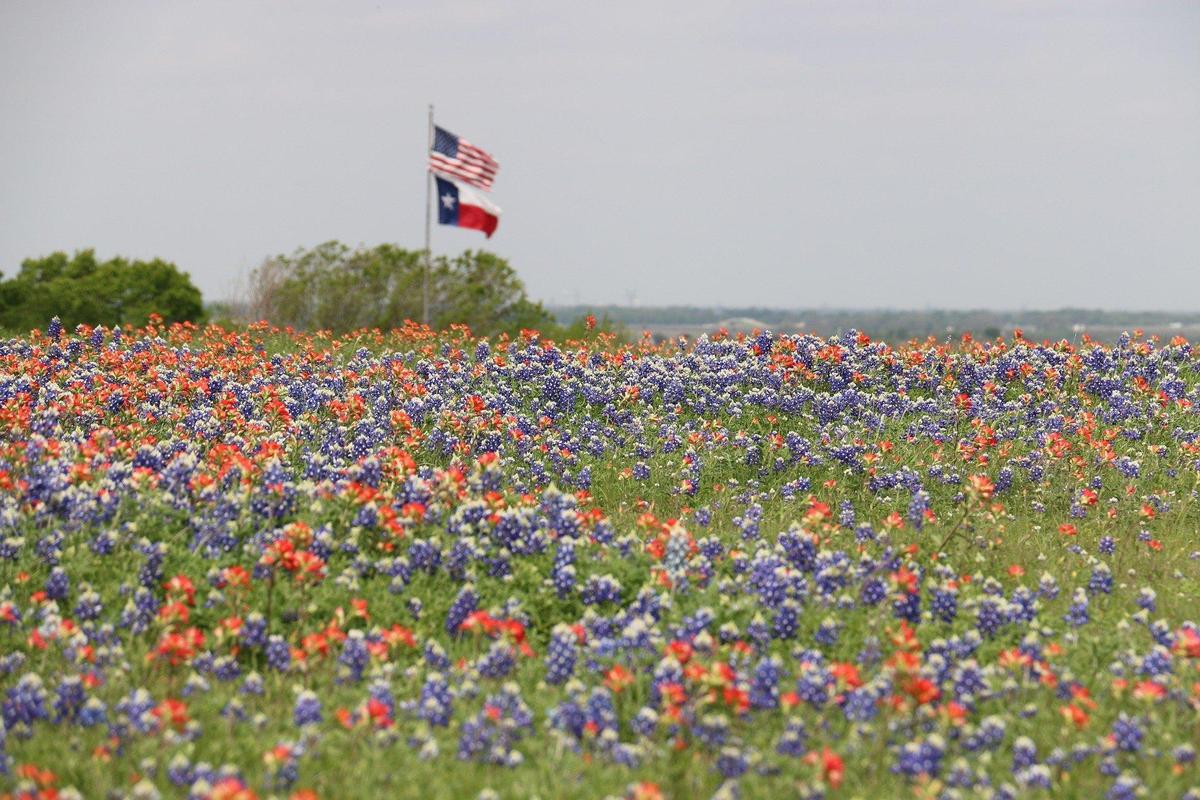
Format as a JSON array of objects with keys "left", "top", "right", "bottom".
[{"left": 423, "top": 103, "right": 434, "bottom": 326}]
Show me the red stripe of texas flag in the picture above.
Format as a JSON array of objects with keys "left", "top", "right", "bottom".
[{"left": 457, "top": 204, "right": 498, "bottom": 238}]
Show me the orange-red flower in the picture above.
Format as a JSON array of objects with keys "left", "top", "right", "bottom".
[{"left": 605, "top": 664, "right": 634, "bottom": 693}]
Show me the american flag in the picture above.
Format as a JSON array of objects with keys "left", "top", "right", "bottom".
[{"left": 429, "top": 125, "right": 499, "bottom": 191}]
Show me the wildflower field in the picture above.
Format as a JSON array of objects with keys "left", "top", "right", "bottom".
[{"left": 2, "top": 318, "right": 1199, "bottom": 800}]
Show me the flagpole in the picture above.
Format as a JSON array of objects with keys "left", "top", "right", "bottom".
[{"left": 423, "top": 103, "right": 434, "bottom": 326}]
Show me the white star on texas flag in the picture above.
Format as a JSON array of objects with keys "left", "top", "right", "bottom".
[{"left": 441, "top": 192, "right": 456, "bottom": 209}]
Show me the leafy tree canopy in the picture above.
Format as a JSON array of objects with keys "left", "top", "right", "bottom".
[
  {"left": 0, "top": 249, "right": 206, "bottom": 331},
  {"left": 249, "top": 242, "right": 557, "bottom": 338}
]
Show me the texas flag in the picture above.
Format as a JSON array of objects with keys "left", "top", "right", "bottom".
[{"left": 434, "top": 174, "right": 500, "bottom": 238}]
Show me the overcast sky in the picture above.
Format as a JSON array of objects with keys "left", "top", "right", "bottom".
[{"left": 2, "top": 1, "right": 1198, "bottom": 310}]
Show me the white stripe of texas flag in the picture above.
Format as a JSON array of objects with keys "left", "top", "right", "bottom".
[{"left": 452, "top": 179, "right": 501, "bottom": 216}]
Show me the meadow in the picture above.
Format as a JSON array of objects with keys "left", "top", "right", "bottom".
[{"left": 1, "top": 318, "right": 1198, "bottom": 799}]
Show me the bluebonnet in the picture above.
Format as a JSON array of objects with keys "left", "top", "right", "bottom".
[
  {"left": 894, "top": 736, "right": 945, "bottom": 778},
  {"left": 293, "top": 690, "right": 322, "bottom": 727},
  {"left": 265, "top": 635, "right": 291, "bottom": 672},
  {"left": 445, "top": 585, "right": 478, "bottom": 637},
  {"left": 2, "top": 673, "right": 49, "bottom": 734},
  {"left": 1064, "top": 589, "right": 1090, "bottom": 627},
  {"left": 419, "top": 673, "right": 453, "bottom": 727},
  {"left": 1110, "top": 714, "right": 1143, "bottom": 752},
  {"left": 544, "top": 625, "right": 576, "bottom": 685},
  {"left": 338, "top": 630, "right": 371, "bottom": 682}
]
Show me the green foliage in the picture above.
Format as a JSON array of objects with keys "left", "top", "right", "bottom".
[
  {"left": 249, "top": 242, "right": 561, "bottom": 338},
  {"left": 0, "top": 249, "right": 205, "bottom": 331}
]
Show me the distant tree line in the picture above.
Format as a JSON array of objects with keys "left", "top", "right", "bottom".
[
  {"left": 549, "top": 305, "right": 1200, "bottom": 344},
  {"left": 12, "top": 247, "right": 1185, "bottom": 345}
]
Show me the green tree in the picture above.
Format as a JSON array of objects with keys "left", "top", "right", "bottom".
[
  {"left": 249, "top": 242, "right": 557, "bottom": 338},
  {"left": 0, "top": 250, "right": 206, "bottom": 331},
  {"left": 434, "top": 250, "right": 555, "bottom": 335}
]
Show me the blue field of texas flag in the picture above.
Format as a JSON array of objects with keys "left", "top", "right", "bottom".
[{"left": 434, "top": 174, "right": 501, "bottom": 238}]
